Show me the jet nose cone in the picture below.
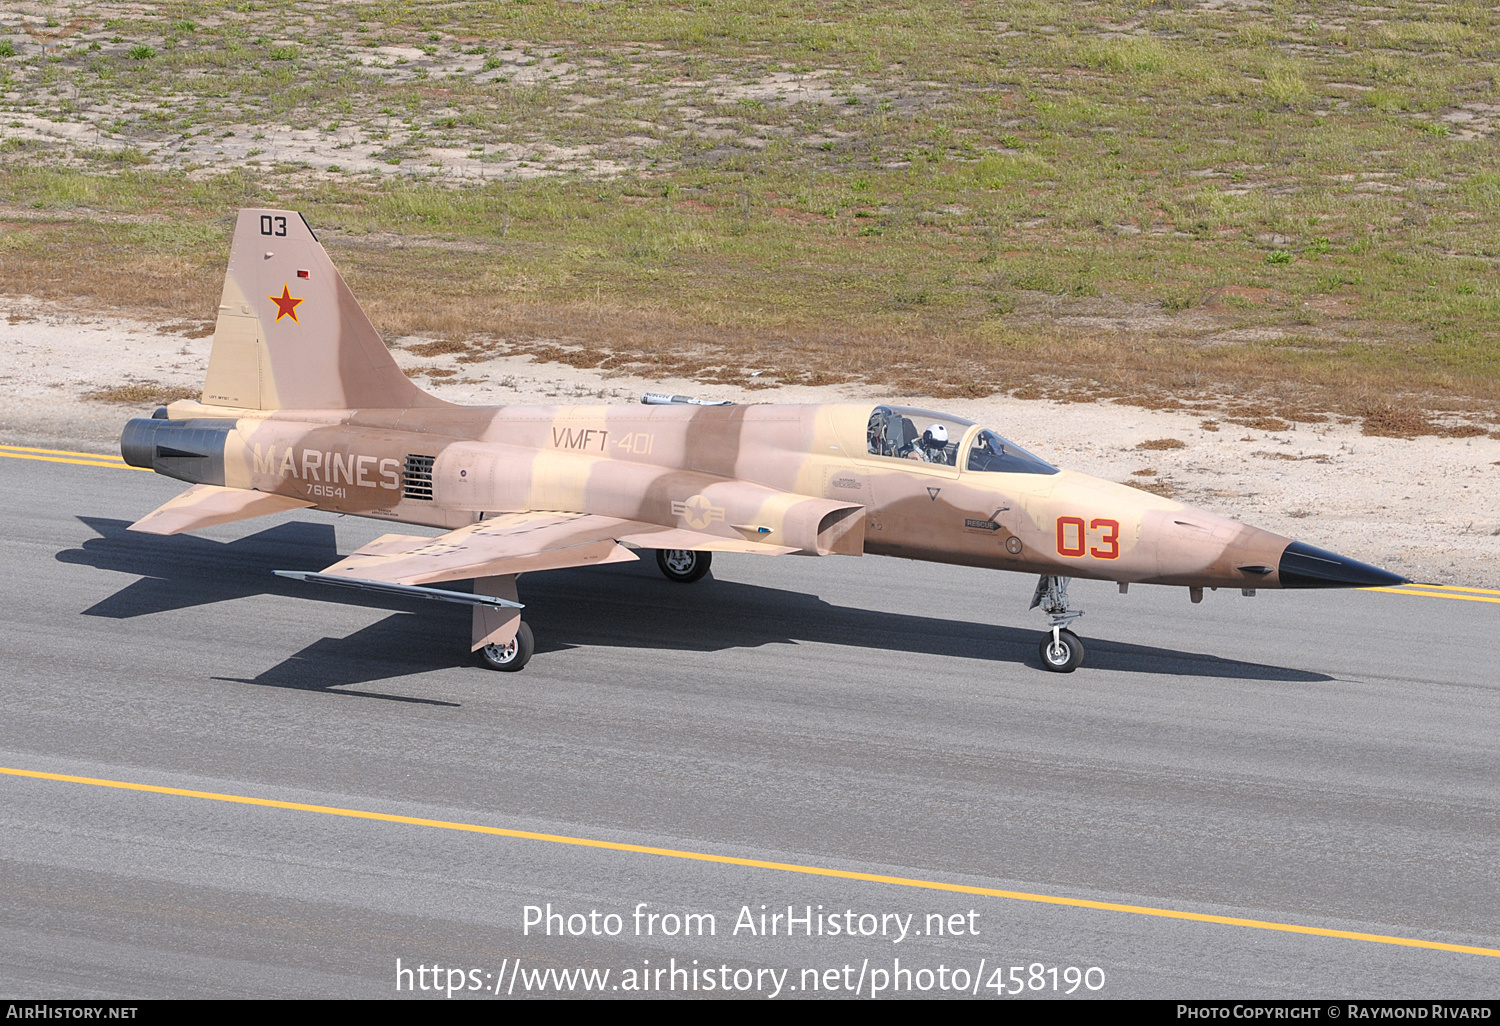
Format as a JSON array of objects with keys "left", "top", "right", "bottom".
[{"left": 1278, "top": 540, "right": 1409, "bottom": 589}]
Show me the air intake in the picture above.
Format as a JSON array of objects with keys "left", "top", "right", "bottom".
[{"left": 403, "top": 454, "right": 435, "bottom": 500}]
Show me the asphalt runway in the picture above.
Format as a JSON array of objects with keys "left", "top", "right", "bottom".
[{"left": 2, "top": 453, "right": 1498, "bottom": 999}]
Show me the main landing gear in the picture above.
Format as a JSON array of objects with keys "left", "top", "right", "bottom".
[
  {"left": 475, "top": 551, "right": 708, "bottom": 673},
  {"left": 1031, "top": 575, "right": 1085, "bottom": 673},
  {"left": 479, "top": 621, "right": 535, "bottom": 671},
  {"left": 656, "top": 548, "right": 712, "bottom": 584}
]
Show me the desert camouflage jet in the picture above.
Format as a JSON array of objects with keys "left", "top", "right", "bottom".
[{"left": 120, "top": 209, "right": 1406, "bottom": 672}]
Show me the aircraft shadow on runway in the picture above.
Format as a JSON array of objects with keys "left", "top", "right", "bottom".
[
  {"left": 57, "top": 518, "right": 1331, "bottom": 688},
  {"left": 212, "top": 613, "right": 463, "bottom": 707},
  {"left": 62, "top": 517, "right": 376, "bottom": 618},
  {"left": 58, "top": 517, "right": 464, "bottom": 704},
  {"left": 524, "top": 566, "right": 1333, "bottom": 682}
]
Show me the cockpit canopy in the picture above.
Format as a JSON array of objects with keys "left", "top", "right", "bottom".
[{"left": 865, "top": 405, "right": 1057, "bottom": 475}]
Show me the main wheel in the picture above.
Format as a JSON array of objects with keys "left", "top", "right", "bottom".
[
  {"left": 1038, "top": 629, "right": 1085, "bottom": 673},
  {"left": 479, "top": 621, "right": 534, "bottom": 671},
  {"left": 656, "top": 548, "right": 712, "bottom": 584}
]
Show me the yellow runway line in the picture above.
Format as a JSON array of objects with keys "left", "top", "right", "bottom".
[
  {"left": 0, "top": 451, "right": 148, "bottom": 470},
  {"left": 3, "top": 765, "right": 1497, "bottom": 960},
  {"left": 1394, "top": 583, "right": 1500, "bottom": 597},
  {"left": 0, "top": 443, "right": 127, "bottom": 461},
  {"left": 1362, "top": 586, "right": 1500, "bottom": 606},
  {"left": 0, "top": 443, "right": 145, "bottom": 471}
]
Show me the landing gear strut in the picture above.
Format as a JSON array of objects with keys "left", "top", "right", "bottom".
[
  {"left": 656, "top": 548, "right": 712, "bottom": 583},
  {"left": 1031, "top": 575, "right": 1085, "bottom": 673}
]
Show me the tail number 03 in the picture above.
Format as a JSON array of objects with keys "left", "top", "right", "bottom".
[{"left": 1056, "top": 516, "right": 1120, "bottom": 559}]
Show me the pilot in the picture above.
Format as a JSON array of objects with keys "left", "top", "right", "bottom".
[{"left": 912, "top": 424, "right": 950, "bottom": 464}]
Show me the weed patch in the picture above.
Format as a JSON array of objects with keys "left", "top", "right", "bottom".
[{"left": 84, "top": 381, "right": 199, "bottom": 405}]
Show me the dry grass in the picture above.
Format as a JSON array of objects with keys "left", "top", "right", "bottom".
[
  {"left": 156, "top": 321, "right": 215, "bottom": 339},
  {"left": 83, "top": 381, "right": 200, "bottom": 405},
  {"left": 1137, "top": 438, "right": 1187, "bottom": 451},
  {"left": 1361, "top": 401, "right": 1436, "bottom": 438},
  {"left": 5, "top": 2, "right": 1500, "bottom": 434},
  {"left": 1122, "top": 477, "right": 1175, "bottom": 498},
  {"left": 1227, "top": 416, "right": 1292, "bottom": 432},
  {"left": 404, "top": 339, "right": 474, "bottom": 357},
  {"left": 1253, "top": 451, "right": 1333, "bottom": 463}
]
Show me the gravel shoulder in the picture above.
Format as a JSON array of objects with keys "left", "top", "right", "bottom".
[{"left": 4, "top": 294, "right": 1496, "bottom": 586}]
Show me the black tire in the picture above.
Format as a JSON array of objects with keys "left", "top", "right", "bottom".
[
  {"left": 1038, "top": 629, "right": 1085, "bottom": 673},
  {"left": 656, "top": 548, "right": 712, "bottom": 584},
  {"left": 479, "top": 621, "right": 534, "bottom": 672}
]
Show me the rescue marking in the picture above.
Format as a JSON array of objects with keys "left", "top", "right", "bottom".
[{"left": 3, "top": 764, "right": 1497, "bottom": 960}]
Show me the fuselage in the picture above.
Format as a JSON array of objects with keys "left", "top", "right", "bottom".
[{"left": 123, "top": 398, "right": 1297, "bottom": 590}]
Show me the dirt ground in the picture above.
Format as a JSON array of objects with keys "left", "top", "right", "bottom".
[{"left": 3, "top": 293, "right": 1497, "bottom": 587}]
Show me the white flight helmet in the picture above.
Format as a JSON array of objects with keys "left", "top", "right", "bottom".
[{"left": 922, "top": 424, "right": 949, "bottom": 448}]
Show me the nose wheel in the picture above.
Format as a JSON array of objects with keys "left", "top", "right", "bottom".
[
  {"left": 1039, "top": 628, "right": 1085, "bottom": 673},
  {"left": 1031, "top": 575, "right": 1086, "bottom": 673}
]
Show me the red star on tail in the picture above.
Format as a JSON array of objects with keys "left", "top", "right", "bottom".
[{"left": 268, "top": 284, "right": 304, "bottom": 323}]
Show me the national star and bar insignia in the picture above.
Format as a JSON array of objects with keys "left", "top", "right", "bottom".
[{"left": 268, "top": 284, "right": 305, "bottom": 324}]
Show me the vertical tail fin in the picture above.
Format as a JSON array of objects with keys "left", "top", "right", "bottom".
[{"left": 201, "top": 209, "right": 444, "bottom": 411}]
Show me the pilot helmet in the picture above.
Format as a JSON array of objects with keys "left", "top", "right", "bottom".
[{"left": 922, "top": 424, "right": 949, "bottom": 448}]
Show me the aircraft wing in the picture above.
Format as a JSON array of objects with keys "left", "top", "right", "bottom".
[
  {"left": 314, "top": 512, "right": 797, "bottom": 587},
  {"left": 128, "top": 483, "right": 315, "bottom": 536}
]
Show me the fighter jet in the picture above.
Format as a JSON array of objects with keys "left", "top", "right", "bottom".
[{"left": 119, "top": 209, "right": 1406, "bottom": 672}]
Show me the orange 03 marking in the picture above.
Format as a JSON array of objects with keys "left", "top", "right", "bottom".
[
  {"left": 1056, "top": 516, "right": 1087, "bottom": 557},
  {"left": 1090, "top": 518, "right": 1121, "bottom": 559}
]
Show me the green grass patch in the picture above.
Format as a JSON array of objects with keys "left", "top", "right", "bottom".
[{"left": 0, "top": 1, "right": 1498, "bottom": 407}]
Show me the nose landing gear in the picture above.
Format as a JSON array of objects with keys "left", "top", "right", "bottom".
[
  {"left": 1039, "top": 627, "right": 1085, "bottom": 672},
  {"left": 1031, "top": 575, "right": 1086, "bottom": 673}
]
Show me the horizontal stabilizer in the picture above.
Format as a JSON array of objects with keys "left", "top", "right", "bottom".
[
  {"left": 128, "top": 483, "right": 314, "bottom": 536},
  {"left": 273, "top": 571, "right": 524, "bottom": 609}
]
